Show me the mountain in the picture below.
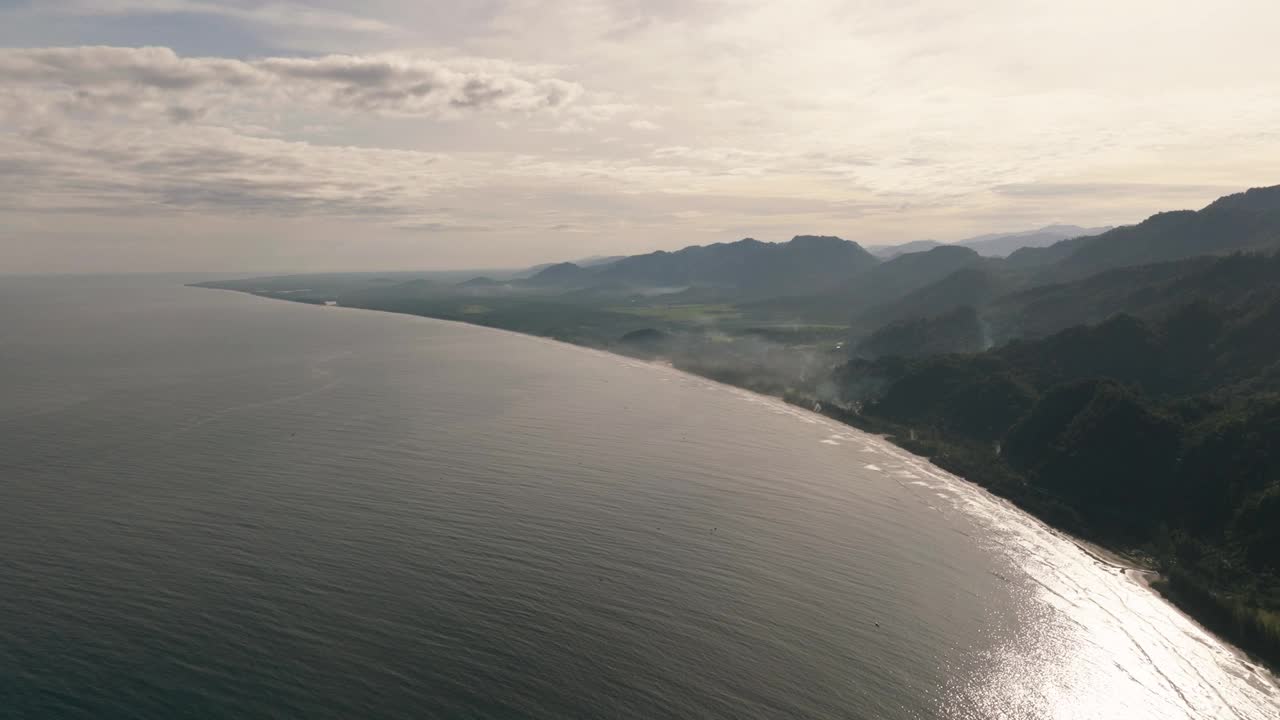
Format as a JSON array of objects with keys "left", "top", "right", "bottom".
[
  {"left": 849, "top": 265, "right": 1017, "bottom": 338},
  {"left": 866, "top": 225, "right": 1110, "bottom": 260},
  {"left": 959, "top": 224, "right": 1111, "bottom": 257},
  {"left": 865, "top": 240, "right": 943, "bottom": 259},
  {"left": 855, "top": 305, "right": 986, "bottom": 359},
  {"left": 519, "top": 262, "right": 558, "bottom": 277},
  {"left": 1009, "top": 185, "right": 1280, "bottom": 279},
  {"left": 751, "top": 244, "right": 987, "bottom": 322},
  {"left": 829, "top": 245, "right": 986, "bottom": 308},
  {"left": 554, "top": 235, "right": 882, "bottom": 295},
  {"left": 458, "top": 276, "right": 504, "bottom": 287},
  {"left": 837, "top": 286, "right": 1280, "bottom": 669},
  {"left": 577, "top": 255, "right": 626, "bottom": 268},
  {"left": 856, "top": 187, "right": 1280, "bottom": 347},
  {"left": 985, "top": 253, "right": 1280, "bottom": 341},
  {"left": 527, "top": 261, "right": 593, "bottom": 286},
  {"left": 519, "top": 254, "right": 624, "bottom": 277}
]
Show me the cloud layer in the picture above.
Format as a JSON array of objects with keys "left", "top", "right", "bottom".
[
  {"left": 0, "top": 46, "right": 582, "bottom": 119},
  {"left": 1, "top": 1, "right": 1278, "bottom": 272}
]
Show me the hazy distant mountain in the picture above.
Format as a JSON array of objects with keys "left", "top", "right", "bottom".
[
  {"left": 526, "top": 261, "right": 593, "bottom": 285},
  {"left": 867, "top": 225, "right": 1111, "bottom": 259},
  {"left": 829, "top": 245, "right": 986, "bottom": 308},
  {"left": 519, "top": 254, "right": 629, "bottom": 277},
  {"left": 865, "top": 240, "right": 944, "bottom": 259},
  {"left": 519, "top": 262, "right": 558, "bottom": 277},
  {"left": 849, "top": 265, "right": 1017, "bottom": 337},
  {"left": 843, "top": 187, "right": 1280, "bottom": 345},
  {"left": 754, "top": 244, "right": 988, "bottom": 323},
  {"left": 853, "top": 188, "right": 1280, "bottom": 341},
  {"left": 855, "top": 305, "right": 986, "bottom": 359},
  {"left": 526, "top": 235, "right": 880, "bottom": 295},
  {"left": 960, "top": 225, "right": 1112, "bottom": 257},
  {"left": 577, "top": 255, "right": 626, "bottom": 268},
  {"left": 985, "top": 252, "right": 1280, "bottom": 342},
  {"left": 1010, "top": 185, "right": 1280, "bottom": 280},
  {"left": 457, "top": 276, "right": 505, "bottom": 288}
]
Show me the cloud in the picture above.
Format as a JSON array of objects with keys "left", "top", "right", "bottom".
[
  {"left": 993, "top": 182, "right": 1238, "bottom": 201},
  {"left": 0, "top": 46, "right": 583, "bottom": 119},
  {"left": 0, "top": 46, "right": 255, "bottom": 89},
  {"left": 23, "top": 0, "right": 396, "bottom": 35},
  {"left": 0, "top": 123, "right": 456, "bottom": 218},
  {"left": 3, "top": 2, "right": 1280, "bottom": 272},
  {"left": 257, "top": 54, "right": 580, "bottom": 113},
  {"left": 394, "top": 221, "right": 496, "bottom": 233},
  {"left": 165, "top": 105, "right": 206, "bottom": 124}
]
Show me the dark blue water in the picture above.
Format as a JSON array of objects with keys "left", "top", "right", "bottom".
[{"left": 1, "top": 275, "right": 1276, "bottom": 719}]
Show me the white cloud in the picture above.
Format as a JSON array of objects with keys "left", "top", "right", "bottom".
[
  {"left": 0, "top": 46, "right": 583, "bottom": 120},
  {"left": 24, "top": 0, "right": 397, "bottom": 34},
  {"left": 0, "top": 122, "right": 456, "bottom": 216},
  {"left": 1, "top": 1, "right": 1279, "bottom": 271}
]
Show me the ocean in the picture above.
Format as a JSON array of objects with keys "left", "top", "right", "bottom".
[{"left": 1, "top": 275, "right": 1276, "bottom": 719}]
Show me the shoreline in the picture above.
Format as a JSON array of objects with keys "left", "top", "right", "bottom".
[{"left": 192, "top": 283, "right": 1276, "bottom": 679}]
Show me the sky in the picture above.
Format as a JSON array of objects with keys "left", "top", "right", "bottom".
[{"left": 1, "top": 0, "right": 1278, "bottom": 273}]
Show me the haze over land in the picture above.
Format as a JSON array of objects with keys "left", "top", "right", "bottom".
[{"left": 2, "top": 1, "right": 1280, "bottom": 272}]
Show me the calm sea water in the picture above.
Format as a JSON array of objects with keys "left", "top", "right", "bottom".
[{"left": 1, "top": 275, "right": 1277, "bottom": 719}]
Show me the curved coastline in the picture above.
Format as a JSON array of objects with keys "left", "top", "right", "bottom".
[{"left": 195, "top": 282, "right": 1279, "bottom": 685}]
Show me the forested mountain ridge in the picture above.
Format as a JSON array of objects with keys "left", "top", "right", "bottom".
[
  {"left": 1008, "top": 185, "right": 1280, "bottom": 279},
  {"left": 835, "top": 278, "right": 1280, "bottom": 666},
  {"left": 848, "top": 205, "right": 1280, "bottom": 350},
  {"left": 866, "top": 224, "right": 1112, "bottom": 259},
  {"left": 527, "top": 234, "right": 881, "bottom": 296}
]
